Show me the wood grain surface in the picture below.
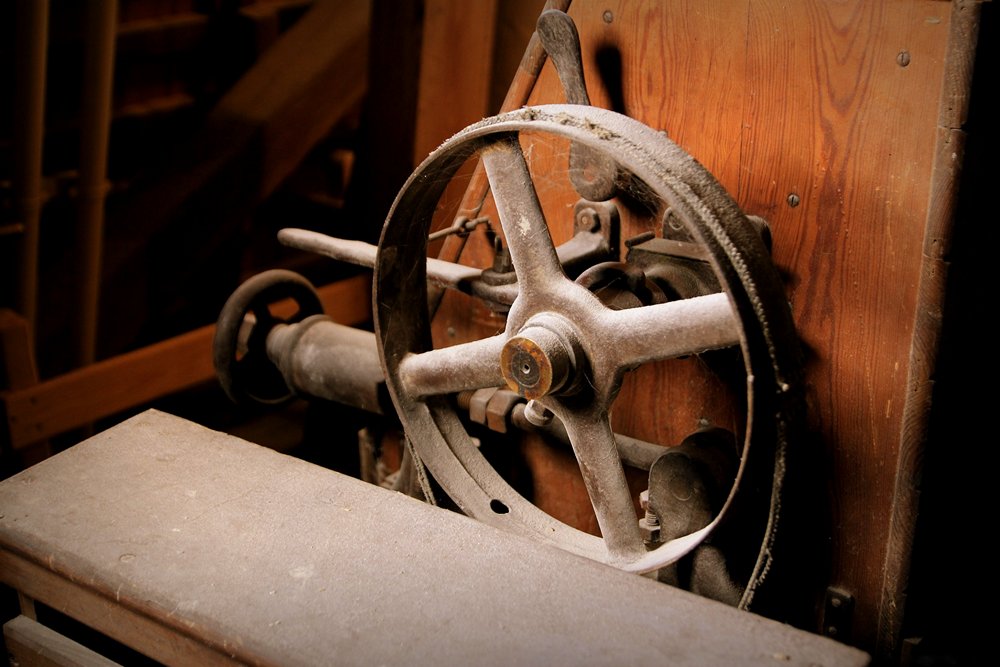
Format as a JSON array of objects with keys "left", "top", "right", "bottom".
[
  {"left": 0, "top": 410, "right": 870, "bottom": 667},
  {"left": 420, "top": 0, "right": 966, "bottom": 654}
]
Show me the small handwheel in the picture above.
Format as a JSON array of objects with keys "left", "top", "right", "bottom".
[
  {"left": 214, "top": 269, "right": 324, "bottom": 405},
  {"left": 374, "top": 105, "right": 802, "bottom": 609}
]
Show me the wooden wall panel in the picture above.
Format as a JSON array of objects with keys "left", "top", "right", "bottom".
[
  {"left": 418, "top": 0, "right": 967, "bottom": 655},
  {"left": 474, "top": 0, "right": 957, "bottom": 653},
  {"left": 736, "top": 1, "right": 952, "bottom": 650}
]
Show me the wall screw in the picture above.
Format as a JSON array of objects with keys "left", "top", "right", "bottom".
[
  {"left": 896, "top": 50, "right": 911, "bottom": 67},
  {"left": 602, "top": 10, "right": 613, "bottom": 24},
  {"left": 575, "top": 206, "right": 601, "bottom": 233},
  {"left": 787, "top": 193, "right": 800, "bottom": 208}
]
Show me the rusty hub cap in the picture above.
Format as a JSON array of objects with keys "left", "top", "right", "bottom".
[{"left": 500, "top": 325, "right": 575, "bottom": 399}]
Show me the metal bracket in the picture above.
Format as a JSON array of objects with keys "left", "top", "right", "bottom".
[
  {"left": 822, "top": 587, "right": 855, "bottom": 642},
  {"left": 553, "top": 199, "right": 620, "bottom": 278}
]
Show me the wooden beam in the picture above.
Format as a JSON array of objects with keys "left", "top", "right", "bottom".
[
  {"left": 1, "top": 552, "right": 237, "bottom": 667},
  {"left": 4, "top": 615, "right": 120, "bottom": 667},
  {"left": 2, "top": 275, "right": 372, "bottom": 450},
  {"left": 123, "top": 0, "right": 370, "bottom": 216},
  {"left": 99, "top": 0, "right": 372, "bottom": 357},
  {"left": 1, "top": 309, "right": 53, "bottom": 466}
]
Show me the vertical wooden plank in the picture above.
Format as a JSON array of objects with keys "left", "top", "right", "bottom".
[
  {"left": 544, "top": 0, "right": 752, "bottom": 193},
  {"left": 415, "top": 1, "right": 964, "bottom": 654},
  {"left": 1, "top": 309, "right": 40, "bottom": 392},
  {"left": 19, "top": 591, "right": 38, "bottom": 621},
  {"left": 738, "top": 0, "right": 952, "bottom": 648},
  {"left": 362, "top": 0, "right": 424, "bottom": 228},
  {"left": 877, "top": 1, "right": 981, "bottom": 661},
  {"left": 489, "top": 0, "right": 550, "bottom": 112},
  {"left": 413, "top": 0, "right": 499, "bottom": 163},
  {"left": 1, "top": 309, "right": 52, "bottom": 468}
]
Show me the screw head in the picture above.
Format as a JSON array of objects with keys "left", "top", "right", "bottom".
[
  {"left": 787, "top": 193, "right": 800, "bottom": 208},
  {"left": 575, "top": 207, "right": 601, "bottom": 233},
  {"left": 896, "top": 50, "right": 911, "bottom": 67}
]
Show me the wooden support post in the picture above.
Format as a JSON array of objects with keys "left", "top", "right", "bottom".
[{"left": 1, "top": 309, "right": 52, "bottom": 468}]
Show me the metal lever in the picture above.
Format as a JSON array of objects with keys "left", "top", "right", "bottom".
[
  {"left": 537, "top": 9, "right": 618, "bottom": 201},
  {"left": 537, "top": 9, "right": 591, "bottom": 105}
]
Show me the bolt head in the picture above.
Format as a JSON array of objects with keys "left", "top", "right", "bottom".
[{"left": 639, "top": 489, "right": 650, "bottom": 510}]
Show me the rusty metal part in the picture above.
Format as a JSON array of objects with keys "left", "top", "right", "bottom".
[
  {"left": 457, "top": 391, "right": 669, "bottom": 471},
  {"left": 500, "top": 319, "right": 577, "bottom": 399},
  {"left": 536, "top": 9, "right": 618, "bottom": 201},
  {"left": 521, "top": 399, "right": 554, "bottom": 427},
  {"left": 427, "top": 215, "right": 490, "bottom": 242},
  {"left": 638, "top": 489, "right": 660, "bottom": 544},
  {"left": 647, "top": 428, "right": 744, "bottom": 606},
  {"left": 485, "top": 390, "right": 523, "bottom": 434},
  {"left": 214, "top": 269, "right": 388, "bottom": 414},
  {"left": 823, "top": 587, "right": 856, "bottom": 642},
  {"left": 637, "top": 212, "right": 771, "bottom": 301},
  {"left": 647, "top": 428, "right": 738, "bottom": 539},
  {"left": 537, "top": 10, "right": 590, "bottom": 107},
  {"left": 374, "top": 105, "right": 803, "bottom": 602},
  {"left": 510, "top": 402, "right": 668, "bottom": 471},
  {"left": 465, "top": 387, "right": 499, "bottom": 427},
  {"left": 213, "top": 269, "right": 324, "bottom": 406},
  {"left": 279, "top": 228, "right": 519, "bottom": 306},
  {"left": 510, "top": 401, "right": 663, "bottom": 470},
  {"left": 461, "top": 385, "right": 543, "bottom": 434},
  {"left": 575, "top": 262, "right": 666, "bottom": 310},
  {"left": 280, "top": 215, "right": 619, "bottom": 310},
  {"left": 626, "top": 235, "right": 719, "bottom": 300},
  {"left": 266, "top": 318, "right": 388, "bottom": 415},
  {"left": 557, "top": 199, "right": 620, "bottom": 277}
]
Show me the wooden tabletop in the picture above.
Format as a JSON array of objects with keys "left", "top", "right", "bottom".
[{"left": 0, "top": 410, "right": 869, "bottom": 666}]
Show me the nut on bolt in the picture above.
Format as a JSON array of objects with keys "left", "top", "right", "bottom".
[{"left": 639, "top": 489, "right": 661, "bottom": 544}]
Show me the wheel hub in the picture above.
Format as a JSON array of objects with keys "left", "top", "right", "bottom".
[{"left": 500, "top": 323, "right": 578, "bottom": 399}]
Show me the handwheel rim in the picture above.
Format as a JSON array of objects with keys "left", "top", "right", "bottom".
[
  {"left": 213, "top": 269, "right": 324, "bottom": 405},
  {"left": 374, "top": 105, "right": 802, "bottom": 608}
]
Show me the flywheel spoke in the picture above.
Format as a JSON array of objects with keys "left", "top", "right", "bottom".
[
  {"left": 480, "top": 138, "right": 565, "bottom": 295},
  {"left": 397, "top": 334, "right": 507, "bottom": 399},
  {"left": 556, "top": 404, "right": 646, "bottom": 563},
  {"left": 601, "top": 292, "right": 740, "bottom": 370}
]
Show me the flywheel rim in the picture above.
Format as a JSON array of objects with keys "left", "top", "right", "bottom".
[{"left": 374, "top": 104, "right": 802, "bottom": 609}]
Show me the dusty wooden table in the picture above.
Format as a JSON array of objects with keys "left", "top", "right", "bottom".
[{"left": 0, "top": 410, "right": 869, "bottom": 666}]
